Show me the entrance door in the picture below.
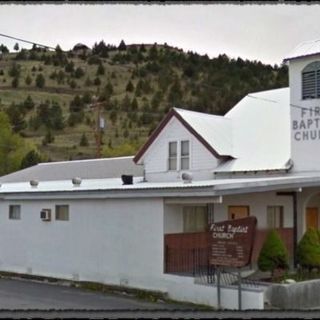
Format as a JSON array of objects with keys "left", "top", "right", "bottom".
[
  {"left": 228, "top": 206, "right": 249, "bottom": 220},
  {"left": 306, "top": 207, "right": 319, "bottom": 230}
]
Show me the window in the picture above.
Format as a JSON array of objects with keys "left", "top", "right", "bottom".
[
  {"left": 168, "top": 140, "right": 190, "bottom": 171},
  {"left": 267, "top": 206, "right": 284, "bottom": 229},
  {"left": 302, "top": 61, "right": 320, "bottom": 100},
  {"left": 55, "top": 205, "right": 69, "bottom": 221},
  {"left": 9, "top": 205, "right": 21, "bottom": 220},
  {"left": 168, "top": 141, "right": 177, "bottom": 170},
  {"left": 180, "top": 140, "right": 190, "bottom": 170},
  {"left": 183, "top": 206, "right": 208, "bottom": 232}
]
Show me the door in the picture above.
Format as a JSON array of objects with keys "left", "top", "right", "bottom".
[
  {"left": 228, "top": 206, "right": 249, "bottom": 220},
  {"left": 306, "top": 207, "right": 319, "bottom": 230}
]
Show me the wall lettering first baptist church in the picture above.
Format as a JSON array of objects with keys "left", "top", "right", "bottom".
[{"left": 292, "top": 106, "right": 320, "bottom": 141}]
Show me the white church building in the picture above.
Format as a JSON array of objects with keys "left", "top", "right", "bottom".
[{"left": 0, "top": 39, "right": 320, "bottom": 309}]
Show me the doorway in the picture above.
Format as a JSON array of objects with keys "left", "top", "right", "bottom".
[
  {"left": 228, "top": 206, "right": 250, "bottom": 220},
  {"left": 306, "top": 207, "right": 319, "bottom": 230}
]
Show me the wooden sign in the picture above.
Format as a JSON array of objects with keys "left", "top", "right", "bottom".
[{"left": 209, "top": 216, "right": 257, "bottom": 268}]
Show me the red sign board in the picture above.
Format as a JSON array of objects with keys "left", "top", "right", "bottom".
[{"left": 209, "top": 216, "right": 257, "bottom": 268}]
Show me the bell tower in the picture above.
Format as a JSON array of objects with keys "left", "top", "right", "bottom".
[{"left": 285, "top": 40, "right": 320, "bottom": 172}]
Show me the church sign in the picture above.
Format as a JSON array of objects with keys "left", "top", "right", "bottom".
[{"left": 209, "top": 216, "right": 257, "bottom": 268}]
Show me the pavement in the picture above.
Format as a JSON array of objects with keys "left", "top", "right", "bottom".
[{"left": 0, "top": 278, "right": 189, "bottom": 310}]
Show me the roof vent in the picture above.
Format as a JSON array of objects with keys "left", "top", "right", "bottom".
[
  {"left": 181, "top": 172, "right": 193, "bottom": 184},
  {"left": 121, "top": 175, "right": 133, "bottom": 185},
  {"left": 30, "top": 179, "right": 39, "bottom": 187},
  {"left": 72, "top": 177, "right": 82, "bottom": 186}
]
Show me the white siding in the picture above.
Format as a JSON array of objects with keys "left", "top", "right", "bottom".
[
  {"left": 289, "top": 55, "right": 320, "bottom": 171},
  {"left": 142, "top": 117, "right": 219, "bottom": 182},
  {"left": 0, "top": 198, "right": 165, "bottom": 291}
]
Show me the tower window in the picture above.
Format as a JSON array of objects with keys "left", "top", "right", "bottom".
[{"left": 302, "top": 61, "right": 320, "bottom": 100}]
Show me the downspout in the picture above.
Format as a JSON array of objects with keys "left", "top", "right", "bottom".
[{"left": 276, "top": 191, "right": 298, "bottom": 269}]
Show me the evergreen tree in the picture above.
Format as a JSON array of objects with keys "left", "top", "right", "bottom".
[
  {"left": 25, "top": 74, "right": 32, "bottom": 86},
  {"left": 35, "top": 73, "right": 45, "bottom": 88},
  {"left": 20, "top": 150, "right": 42, "bottom": 169},
  {"left": 297, "top": 228, "right": 320, "bottom": 271},
  {"left": 14, "top": 42, "right": 19, "bottom": 52},
  {"left": 257, "top": 230, "right": 289, "bottom": 278},
  {"left": 11, "top": 77, "right": 19, "bottom": 88},
  {"left": 126, "top": 80, "right": 134, "bottom": 92},
  {"left": 96, "top": 63, "right": 105, "bottom": 76},
  {"left": 79, "top": 133, "right": 89, "bottom": 146},
  {"left": 23, "top": 95, "right": 35, "bottom": 110},
  {"left": 118, "top": 39, "right": 127, "bottom": 51}
]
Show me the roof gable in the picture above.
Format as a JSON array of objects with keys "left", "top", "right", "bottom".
[{"left": 133, "top": 108, "right": 234, "bottom": 164}]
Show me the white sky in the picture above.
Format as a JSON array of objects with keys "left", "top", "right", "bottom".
[{"left": 0, "top": 3, "right": 320, "bottom": 65}]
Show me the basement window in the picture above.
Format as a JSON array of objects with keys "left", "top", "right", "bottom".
[
  {"left": 9, "top": 205, "right": 21, "bottom": 220},
  {"left": 302, "top": 61, "right": 320, "bottom": 100}
]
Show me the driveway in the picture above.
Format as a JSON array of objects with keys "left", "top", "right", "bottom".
[{"left": 0, "top": 278, "right": 187, "bottom": 310}]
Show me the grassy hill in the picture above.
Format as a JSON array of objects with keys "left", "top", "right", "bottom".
[{"left": 0, "top": 41, "right": 288, "bottom": 163}]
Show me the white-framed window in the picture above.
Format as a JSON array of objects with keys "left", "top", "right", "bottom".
[
  {"left": 183, "top": 206, "right": 208, "bottom": 233},
  {"left": 9, "top": 205, "right": 21, "bottom": 220},
  {"left": 168, "top": 140, "right": 190, "bottom": 171},
  {"left": 55, "top": 205, "right": 69, "bottom": 221},
  {"left": 180, "top": 140, "right": 190, "bottom": 170},
  {"left": 267, "top": 206, "right": 284, "bottom": 229},
  {"left": 302, "top": 61, "right": 320, "bottom": 100},
  {"left": 168, "top": 141, "right": 178, "bottom": 171}
]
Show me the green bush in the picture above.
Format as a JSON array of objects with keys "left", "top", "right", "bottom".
[
  {"left": 257, "top": 229, "right": 289, "bottom": 277},
  {"left": 297, "top": 228, "right": 320, "bottom": 270}
]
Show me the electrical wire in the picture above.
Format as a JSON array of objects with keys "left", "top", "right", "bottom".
[{"left": 0, "top": 33, "right": 59, "bottom": 51}]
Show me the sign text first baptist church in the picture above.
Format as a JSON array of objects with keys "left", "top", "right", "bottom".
[{"left": 292, "top": 106, "right": 320, "bottom": 141}]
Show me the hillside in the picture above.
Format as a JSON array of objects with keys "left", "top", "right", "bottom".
[{"left": 0, "top": 41, "right": 288, "bottom": 164}]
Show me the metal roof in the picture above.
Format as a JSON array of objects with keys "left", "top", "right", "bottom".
[
  {"left": 215, "top": 87, "right": 291, "bottom": 173},
  {"left": 1, "top": 171, "right": 320, "bottom": 197},
  {"left": 174, "top": 108, "right": 234, "bottom": 157},
  {"left": 0, "top": 156, "right": 143, "bottom": 183},
  {"left": 283, "top": 39, "right": 320, "bottom": 62}
]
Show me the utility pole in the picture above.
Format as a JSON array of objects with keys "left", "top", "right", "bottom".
[{"left": 89, "top": 96, "right": 106, "bottom": 158}]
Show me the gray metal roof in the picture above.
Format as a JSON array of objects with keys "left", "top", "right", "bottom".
[
  {"left": 283, "top": 39, "right": 320, "bottom": 62},
  {"left": 0, "top": 156, "right": 143, "bottom": 183}
]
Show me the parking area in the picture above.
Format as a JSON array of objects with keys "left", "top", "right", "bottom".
[{"left": 0, "top": 278, "right": 187, "bottom": 310}]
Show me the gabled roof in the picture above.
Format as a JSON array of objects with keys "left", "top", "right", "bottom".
[
  {"left": 283, "top": 39, "right": 320, "bottom": 62},
  {"left": 0, "top": 156, "right": 143, "bottom": 183},
  {"left": 133, "top": 108, "right": 234, "bottom": 163}
]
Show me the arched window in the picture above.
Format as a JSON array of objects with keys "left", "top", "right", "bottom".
[{"left": 302, "top": 61, "right": 320, "bottom": 99}]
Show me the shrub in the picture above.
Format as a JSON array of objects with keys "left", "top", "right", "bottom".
[
  {"left": 257, "top": 229, "right": 289, "bottom": 277},
  {"left": 297, "top": 228, "right": 320, "bottom": 271}
]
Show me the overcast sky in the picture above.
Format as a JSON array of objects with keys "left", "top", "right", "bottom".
[{"left": 0, "top": 3, "right": 320, "bottom": 65}]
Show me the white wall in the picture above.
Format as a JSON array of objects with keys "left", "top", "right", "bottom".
[
  {"left": 142, "top": 117, "right": 219, "bottom": 182},
  {"left": 164, "top": 191, "right": 293, "bottom": 233},
  {"left": 289, "top": 56, "right": 320, "bottom": 171},
  {"left": 0, "top": 198, "right": 166, "bottom": 291},
  {"left": 214, "top": 192, "right": 293, "bottom": 229}
]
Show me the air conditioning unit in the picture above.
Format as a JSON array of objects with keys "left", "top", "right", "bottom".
[{"left": 40, "top": 209, "right": 51, "bottom": 221}]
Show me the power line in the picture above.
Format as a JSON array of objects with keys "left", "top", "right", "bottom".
[{"left": 0, "top": 33, "right": 57, "bottom": 51}]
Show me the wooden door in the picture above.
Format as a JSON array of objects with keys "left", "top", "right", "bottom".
[
  {"left": 228, "top": 206, "right": 249, "bottom": 220},
  {"left": 306, "top": 207, "right": 319, "bottom": 230}
]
